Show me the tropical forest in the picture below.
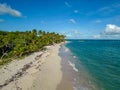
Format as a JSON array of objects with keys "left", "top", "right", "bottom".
[{"left": 0, "top": 29, "right": 65, "bottom": 65}]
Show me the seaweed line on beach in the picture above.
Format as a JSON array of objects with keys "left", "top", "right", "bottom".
[{"left": 0, "top": 53, "right": 43, "bottom": 89}]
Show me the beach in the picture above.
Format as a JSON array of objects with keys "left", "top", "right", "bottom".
[
  {"left": 0, "top": 44, "right": 64, "bottom": 90},
  {"left": 0, "top": 42, "right": 100, "bottom": 90}
]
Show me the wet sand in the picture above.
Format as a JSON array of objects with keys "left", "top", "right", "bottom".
[
  {"left": 57, "top": 45, "right": 99, "bottom": 90},
  {"left": 57, "top": 45, "right": 76, "bottom": 90}
]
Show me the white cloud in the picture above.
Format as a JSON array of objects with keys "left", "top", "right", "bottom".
[
  {"left": 0, "top": 19, "right": 4, "bottom": 22},
  {"left": 69, "top": 19, "right": 76, "bottom": 24},
  {"left": 93, "top": 34, "right": 101, "bottom": 39},
  {"left": 66, "top": 33, "right": 72, "bottom": 37},
  {"left": 98, "top": 7, "right": 110, "bottom": 12},
  {"left": 95, "top": 20, "right": 102, "bottom": 23},
  {"left": 0, "top": 3, "right": 22, "bottom": 17},
  {"left": 104, "top": 24, "right": 120, "bottom": 35},
  {"left": 86, "top": 3, "right": 120, "bottom": 17},
  {"left": 74, "top": 10, "right": 79, "bottom": 13},
  {"left": 65, "top": 1, "right": 71, "bottom": 7},
  {"left": 61, "top": 30, "right": 82, "bottom": 39},
  {"left": 72, "top": 30, "right": 81, "bottom": 34},
  {"left": 98, "top": 3, "right": 120, "bottom": 14},
  {"left": 93, "top": 24, "right": 120, "bottom": 39}
]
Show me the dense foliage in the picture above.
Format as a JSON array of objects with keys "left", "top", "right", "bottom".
[{"left": 0, "top": 29, "right": 65, "bottom": 65}]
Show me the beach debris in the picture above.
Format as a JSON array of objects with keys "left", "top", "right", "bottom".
[
  {"left": 0, "top": 51, "right": 46, "bottom": 89},
  {"left": 35, "top": 53, "right": 43, "bottom": 60},
  {"left": 0, "top": 62, "right": 33, "bottom": 89}
]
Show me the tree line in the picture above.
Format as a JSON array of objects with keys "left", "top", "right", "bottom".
[{"left": 0, "top": 29, "right": 65, "bottom": 65}]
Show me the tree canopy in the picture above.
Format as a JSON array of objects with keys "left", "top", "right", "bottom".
[{"left": 0, "top": 29, "right": 65, "bottom": 65}]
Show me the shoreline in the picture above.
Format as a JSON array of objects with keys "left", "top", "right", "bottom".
[
  {"left": 0, "top": 44, "right": 63, "bottom": 90},
  {"left": 57, "top": 45, "right": 75, "bottom": 90},
  {"left": 0, "top": 42, "right": 98, "bottom": 90},
  {"left": 57, "top": 44, "right": 98, "bottom": 90}
]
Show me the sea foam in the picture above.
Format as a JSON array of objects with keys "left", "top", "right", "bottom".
[
  {"left": 73, "top": 56, "right": 77, "bottom": 58},
  {"left": 62, "top": 46, "right": 70, "bottom": 52},
  {"left": 66, "top": 41, "right": 71, "bottom": 44},
  {"left": 68, "top": 61, "right": 78, "bottom": 72}
]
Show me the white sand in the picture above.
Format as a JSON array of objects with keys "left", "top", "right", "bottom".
[{"left": 0, "top": 44, "right": 62, "bottom": 90}]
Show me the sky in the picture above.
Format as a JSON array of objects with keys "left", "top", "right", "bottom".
[{"left": 0, "top": 0, "right": 120, "bottom": 39}]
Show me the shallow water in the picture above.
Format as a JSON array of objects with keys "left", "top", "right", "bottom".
[
  {"left": 59, "top": 45, "right": 97, "bottom": 90},
  {"left": 65, "top": 40, "right": 120, "bottom": 90}
]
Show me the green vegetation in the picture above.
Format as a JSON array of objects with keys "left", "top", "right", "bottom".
[{"left": 0, "top": 29, "right": 65, "bottom": 65}]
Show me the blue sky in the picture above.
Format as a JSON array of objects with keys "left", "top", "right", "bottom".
[{"left": 0, "top": 0, "right": 120, "bottom": 39}]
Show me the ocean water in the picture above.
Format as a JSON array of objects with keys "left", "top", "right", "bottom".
[{"left": 65, "top": 40, "right": 120, "bottom": 90}]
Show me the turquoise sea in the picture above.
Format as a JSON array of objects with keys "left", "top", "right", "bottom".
[{"left": 65, "top": 40, "right": 120, "bottom": 90}]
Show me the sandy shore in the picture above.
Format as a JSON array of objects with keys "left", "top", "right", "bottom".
[{"left": 0, "top": 44, "right": 62, "bottom": 90}]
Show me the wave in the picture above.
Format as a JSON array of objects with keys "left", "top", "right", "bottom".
[
  {"left": 65, "top": 48, "right": 70, "bottom": 52},
  {"left": 73, "top": 86, "right": 89, "bottom": 90},
  {"left": 73, "top": 56, "right": 77, "bottom": 58},
  {"left": 66, "top": 41, "right": 71, "bottom": 44},
  {"left": 68, "top": 61, "right": 78, "bottom": 72},
  {"left": 63, "top": 46, "right": 70, "bottom": 52}
]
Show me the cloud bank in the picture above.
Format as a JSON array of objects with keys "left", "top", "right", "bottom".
[
  {"left": 103, "top": 24, "right": 120, "bottom": 35},
  {"left": 94, "top": 24, "right": 120, "bottom": 39}
]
